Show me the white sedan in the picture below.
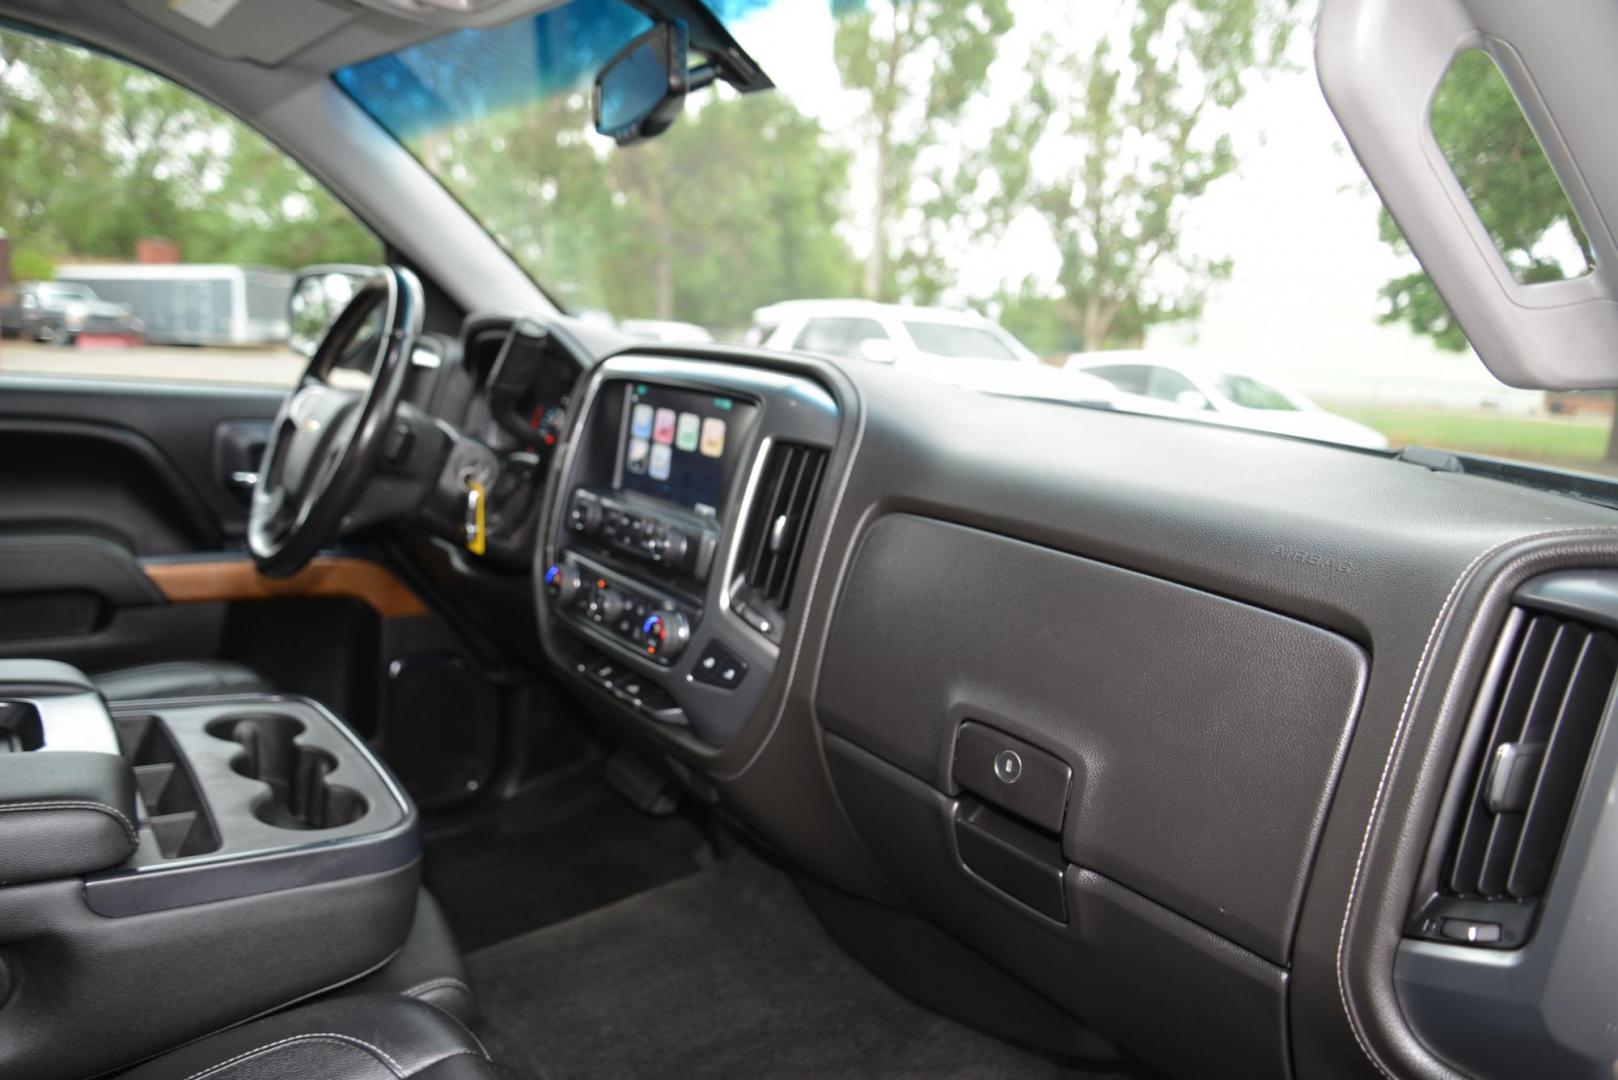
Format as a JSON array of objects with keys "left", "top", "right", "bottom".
[{"left": 1069, "top": 352, "right": 1390, "bottom": 450}]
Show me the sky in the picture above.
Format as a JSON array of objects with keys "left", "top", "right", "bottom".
[{"left": 729, "top": 0, "right": 1548, "bottom": 412}]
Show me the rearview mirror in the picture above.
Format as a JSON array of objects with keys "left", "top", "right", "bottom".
[
  {"left": 1174, "top": 389, "right": 1211, "bottom": 411},
  {"left": 595, "top": 22, "right": 689, "bottom": 146},
  {"left": 288, "top": 265, "right": 371, "bottom": 357}
]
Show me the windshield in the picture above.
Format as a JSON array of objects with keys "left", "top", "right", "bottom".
[{"left": 337, "top": 0, "right": 1617, "bottom": 479}]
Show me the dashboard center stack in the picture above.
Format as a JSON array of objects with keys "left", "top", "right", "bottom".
[{"left": 539, "top": 360, "right": 841, "bottom": 747}]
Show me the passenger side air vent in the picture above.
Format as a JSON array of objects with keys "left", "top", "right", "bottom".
[
  {"left": 1410, "top": 599, "right": 1618, "bottom": 948},
  {"left": 730, "top": 441, "right": 828, "bottom": 643}
]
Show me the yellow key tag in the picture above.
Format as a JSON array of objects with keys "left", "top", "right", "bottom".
[{"left": 465, "top": 480, "right": 487, "bottom": 556}]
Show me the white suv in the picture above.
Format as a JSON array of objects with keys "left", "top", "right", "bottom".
[{"left": 749, "top": 299, "right": 1116, "bottom": 406}]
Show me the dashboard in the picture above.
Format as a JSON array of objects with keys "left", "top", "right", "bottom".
[{"left": 420, "top": 309, "right": 1618, "bottom": 1080}]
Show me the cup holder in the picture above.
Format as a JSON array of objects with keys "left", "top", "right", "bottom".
[{"left": 206, "top": 714, "right": 368, "bottom": 831}]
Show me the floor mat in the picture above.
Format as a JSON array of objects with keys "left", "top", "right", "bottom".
[
  {"left": 468, "top": 852, "right": 1107, "bottom": 1080},
  {"left": 424, "top": 765, "right": 707, "bottom": 952}
]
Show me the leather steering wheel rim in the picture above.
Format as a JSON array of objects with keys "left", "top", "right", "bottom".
[{"left": 248, "top": 265, "right": 423, "bottom": 578}]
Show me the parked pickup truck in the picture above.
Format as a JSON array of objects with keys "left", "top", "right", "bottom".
[{"left": 0, "top": 280, "right": 143, "bottom": 344}]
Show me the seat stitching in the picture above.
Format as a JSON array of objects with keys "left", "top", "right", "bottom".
[
  {"left": 0, "top": 800, "right": 139, "bottom": 845},
  {"left": 172, "top": 1033, "right": 406, "bottom": 1080}
]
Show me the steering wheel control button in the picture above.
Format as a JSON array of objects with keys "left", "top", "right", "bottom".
[
  {"left": 691, "top": 642, "right": 747, "bottom": 690},
  {"left": 383, "top": 420, "right": 415, "bottom": 465},
  {"left": 951, "top": 722, "right": 1073, "bottom": 835},
  {"left": 994, "top": 749, "right": 1023, "bottom": 784}
]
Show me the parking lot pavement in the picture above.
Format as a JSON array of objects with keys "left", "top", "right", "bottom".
[{"left": 0, "top": 342, "right": 303, "bottom": 387}]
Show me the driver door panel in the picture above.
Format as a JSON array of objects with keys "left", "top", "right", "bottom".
[
  {"left": 0, "top": 375, "right": 282, "bottom": 669},
  {"left": 0, "top": 377, "right": 286, "bottom": 543}
]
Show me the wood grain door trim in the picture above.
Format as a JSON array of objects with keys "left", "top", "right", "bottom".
[{"left": 142, "top": 556, "right": 427, "bottom": 618}]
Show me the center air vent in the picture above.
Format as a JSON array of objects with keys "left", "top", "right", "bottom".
[
  {"left": 1411, "top": 598, "right": 1618, "bottom": 948},
  {"left": 730, "top": 441, "right": 828, "bottom": 642}
]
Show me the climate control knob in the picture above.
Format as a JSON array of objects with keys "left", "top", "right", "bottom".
[
  {"left": 640, "top": 610, "right": 690, "bottom": 661},
  {"left": 597, "top": 588, "right": 627, "bottom": 622},
  {"left": 543, "top": 564, "right": 581, "bottom": 605}
]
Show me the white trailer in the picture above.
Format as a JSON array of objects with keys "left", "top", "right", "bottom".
[{"left": 53, "top": 264, "right": 293, "bottom": 347}]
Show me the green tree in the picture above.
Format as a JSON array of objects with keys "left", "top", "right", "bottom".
[
  {"left": 0, "top": 28, "right": 377, "bottom": 271},
  {"left": 832, "top": 0, "right": 1012, "bottom": 302},
  {"left": 993, "top": 282, "right": 1086, "bottom": 360},
  {"left": 992, "top": 0, "right": 1297, "bottom": 350},
  {"left": 406, "top": 90, "right": 617, "bottom": 312},
  {"left": 606, "top": 91, "right": 859, "bottom": 327},
  {"left": 1377, "top": 50, "right": 1592, "bottom": 346},
  {"left": 1375, "top": 49, "right": 1618, "bottom": 459},
  {"left": 420, "top": 88, "right": 859, "bottom": 330}
]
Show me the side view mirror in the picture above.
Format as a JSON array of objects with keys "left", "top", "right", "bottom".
[
  {"left": 288, "top": 265, "right": 371, "bottom": 357},
  {"left": 857, "top": 338, "right": 898, "bottom": 363},
  {"left": 595, "top": 21, "right": 690, "bottom": 146},
  {"left": 1175, "top": 389, "right": 1211, "bottom": 411}
]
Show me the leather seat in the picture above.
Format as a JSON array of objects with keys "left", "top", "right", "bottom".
[
  {"left": 92, "top": 659, "right": 272, "bottom": 702},
  {"left": 117, "top": 994, "right": 506, "bottom": 1080},
  {"left": 328, "top": 890, "right": 480, "bottom": 1027}
]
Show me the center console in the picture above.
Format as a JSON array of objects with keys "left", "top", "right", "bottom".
[
  {"left": 537, "top": 357, "right": 841, "bottom": 747},
  {"left": 0, "top": 660, "right": 420, "bottom": 1080}
]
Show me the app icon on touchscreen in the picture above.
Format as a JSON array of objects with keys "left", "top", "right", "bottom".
[
  {"left": 626, "top": 437, "right": 649, "bottom": 475},
  {"left": 631, "top": 403, "right": 654, "bottom": 440},
  {"left": 676, "top": 413, "right": 700, "bottom": 452},
  {"left": 649, "top": 443, "right": 672, "bottom": 481},
  {"left": 700, "top": 418, "right": 726, "bottom": 458},
  {"left": 653, "top": 408, "right": 677, "bottom": 445}
]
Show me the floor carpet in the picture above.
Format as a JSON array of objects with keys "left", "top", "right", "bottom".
[
  {"left": 468, "top": 852, "right": 1108, "bottom": 1080},
  {"left": 423, "top": 765, "right": 708, "bottom": 952}
]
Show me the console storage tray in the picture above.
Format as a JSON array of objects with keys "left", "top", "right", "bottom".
[{"left": 93, "top": 696, "right": 415, "bottom": 917}]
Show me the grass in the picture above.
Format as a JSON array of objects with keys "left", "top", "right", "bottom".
[{"left": 1327, "top": 403, "right": 1614, "bottom": 472}]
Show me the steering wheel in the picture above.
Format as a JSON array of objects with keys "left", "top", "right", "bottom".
[{"left": 249, "top": 266, "right": 423, "bottom": 578}]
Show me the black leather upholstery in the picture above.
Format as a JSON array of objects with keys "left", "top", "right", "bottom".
[
  {"left": 331, "top": 890, "right": 480, "bottom": 1027},
  {"left": 117, "top": 994, "right": 505, "bottom": 1080},
  {"left": 93, "top": 659, "right": 272, "bottom": 702},
  {"left": 0, "top": 750, "right": 139, "bottom": 885}
]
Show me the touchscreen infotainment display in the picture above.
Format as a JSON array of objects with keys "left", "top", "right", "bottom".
[{"left": 615, "top": 384, "right": 752, "bottom": 517}]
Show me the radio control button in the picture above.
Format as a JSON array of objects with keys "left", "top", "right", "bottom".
[{"left": 566, "top": 493, "right": 602, "bottom": 535}]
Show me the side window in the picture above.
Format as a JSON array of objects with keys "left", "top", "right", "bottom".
[
  {"left": 793, "top": 316, "right": 889, "bottom": 359},
  {"left": 1145, "top": 368, "right": 1200, "bottom": 403},
  {"left": 1085, "top": 364, "right": 1151, "bottom": 395},
  {"left": 0, "top": 28, "right": 380, "bottom": 386},
  {"left": 1217, "top": 375, "right": 1295, "bottom": 411}
]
